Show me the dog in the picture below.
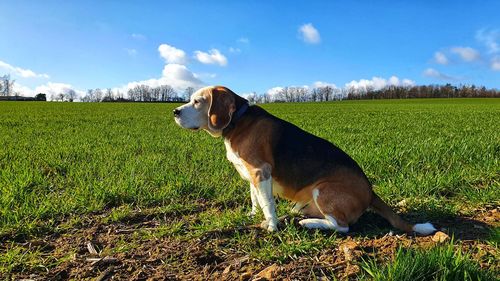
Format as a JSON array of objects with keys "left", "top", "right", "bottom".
[{"left": 173, "top": 86, "right": 436, "bottom": 235}]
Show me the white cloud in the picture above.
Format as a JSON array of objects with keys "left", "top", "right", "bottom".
[
  {"left": 193, "top": 72, "right": 217, "bottom": 79},
  {"left": 158, "top": 44, "right": 187, "bottom": 64},
  {"left": 476, "top": 28, "right": 499, "bottom": 54},
  {"left": 434, "top": 51, "right": 449, "bottom": 65},
  {"left": 131, "top": 33, "right": 147, "bottom": 40},
  {"left": 238, "top": 37, "right": 250, "bottom": 44},
  {"left": 229, "top": 47, "right": 241, "bottom": 53},
  {"left": 193, "top": 49, "right": 228, "bottom": 66},
  {"left": 450, "top": 46, "right": 480, "bottom": 62},
  {"left": 298, "top": 23, "right": 321, "bottom": 44},
  {"left": 11, "top": 81, "right": 85, "bottom": 99},
  {"left": 12, "top": 83, "right": 34, "bottom": 96},
  {"left": 423, "top": 68, "right": 457, "bottom": 80},
  {"left": 491, "top": 57, "right": 500, "bottom": 71},
  {"left": 401, "top": 79, "right": 415, "bottom": 86},
  {"left": 124, "top": 48, "right": 137, "bottom": 56},
  {"left": 34, "top": 82, "right": 84, "bottom": 98},
  {"left": 312, "top": 81, "right": 338, "bottom": 88},
  {"left": 7, "top": 43, "right": 205, "bottom": 99},
  {"left": 120, "top": 64, "right": 204, "bottom": 94},
  {"left": 158, "top": 63, "right": 203, "bottom": 89},
  {"left": 345, "top": 76, "right": 415, "bottom": 91},
  {"left": 0, "top": 60, "right": 50, "bottom": 79},
  {"left": 115, "top": 44, "right": 207, "bottom": 96}
]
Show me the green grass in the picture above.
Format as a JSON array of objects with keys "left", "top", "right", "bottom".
[
  {"left": 0, "top": 99, "right": 499, "bottom": 278},
  {"left": 360, "top": 241, "right": 497, "bottom": 281}
]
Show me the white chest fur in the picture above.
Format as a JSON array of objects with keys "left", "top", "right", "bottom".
[
  {"left": 224, "top": 139, "right": 251, "bottom": 181},
  {"left": 224, "top": 140, "right": 285, "bottom": 198}
]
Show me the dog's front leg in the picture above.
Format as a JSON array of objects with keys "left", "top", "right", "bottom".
[
  {"left": 254, "top": 176, "right": 278, "bottom": 232},
  {"left": 247, "top": 183, "right": 259, "bottom": 217}
]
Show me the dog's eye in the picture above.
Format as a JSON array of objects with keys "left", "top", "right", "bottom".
[{"left": 193, "top": 100, "right": 199, "bottom": 105}]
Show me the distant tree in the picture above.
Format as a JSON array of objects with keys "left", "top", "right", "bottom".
[
  {"left": 158, "top": 85, "right": 176, "bottom": 101},
  {"left": 246, "top": 92, "right": 257, "bottom": 104},
  {"left": 65, "top": 89, "right": 76, "bottom": 102},
  {"left": 94, "top": 88, "right": 103, "bottom": 102},
  {"left": 127, "top": 88, "right": 136, "bottom": 101},
  {"left": 35, "top": 93, "right": 47, "bottom": 101},
  {"left": 184, "top": 87, "right": 195, "bottom": 102},
  {"left": 103, "top": 88, "right": 114, "bottom": 102},
  {"left": 0, "top": 74, "right": 15, "bottom": 96},
  {"left": 83, "top": 89, "right": 95, "bottom": 102},
  {"left": 115, "top": 89, "right": 124, "bottom": 101},
  {"left": 151, "top": 86, "right": 160, "bottom": 101}
]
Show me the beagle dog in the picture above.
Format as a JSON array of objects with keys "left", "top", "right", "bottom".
[{"left": 173, "top": 86, "right": 436, "bottom": 235}]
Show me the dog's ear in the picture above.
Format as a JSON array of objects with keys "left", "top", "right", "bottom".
[{"left": 208, "top": 86, "right": 236, "bottom": 131}]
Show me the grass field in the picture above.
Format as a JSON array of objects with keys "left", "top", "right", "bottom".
[{"left": 1, "top": 99, "right": 499, "bottom": 280}]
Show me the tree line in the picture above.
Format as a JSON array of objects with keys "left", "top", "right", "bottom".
[
  {"left": 80, "top": 85, "right": 195, "bottom": 102},
  {"left": 345, "top": 84, "right": 500, "bottom": 100},
  {"left": 2, "top": 73, "right": 499, "bottom": 103},
  {"left": 245, "top": 84, "right": 500, "bottom": 103}
]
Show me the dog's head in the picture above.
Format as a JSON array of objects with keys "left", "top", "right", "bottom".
[{"left": 173, "top": 86, "right": 247, "bottom": 137}]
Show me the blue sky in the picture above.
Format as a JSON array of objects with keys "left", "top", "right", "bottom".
[{"left": 1, "top": 1, "right": 499, "bottom": 98}]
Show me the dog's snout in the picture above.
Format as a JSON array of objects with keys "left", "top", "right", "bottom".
[{"left": 173, "top": 108, "right": 181, "bottom": 117}]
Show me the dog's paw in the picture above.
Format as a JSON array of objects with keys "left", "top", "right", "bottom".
[{"left": 260, "top": 219, "right": 278, "bottom": 232}]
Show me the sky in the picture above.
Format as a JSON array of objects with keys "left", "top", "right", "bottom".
[{"left": 1, "top": 1, "right": 500, "bottom": 99}]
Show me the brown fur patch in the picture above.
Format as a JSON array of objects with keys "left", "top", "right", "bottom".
[{"left": 208, "top": 87, "right": 236, "bottom": 131}]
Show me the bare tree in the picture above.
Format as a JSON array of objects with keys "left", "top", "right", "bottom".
[
  {"left": 94, "top": 88, "right": 103, "bottom": 102},
  {"left": 127, "top": 88, "right": 137, "bottom": 101},
  {"left": 127, "top": 85, "right": 151, "bottom": 101},
  {"left": 183, "top": 87, "right": 195, "bottom": 102},
  {"left": 246, "top": 92, "right": 257, "bottom": 104},
  {"left": 65, "top": 89, "right": 76, "bottom": 102},
  {"left": 151, "top": 86, "right": 160, "bottom": 101},
  {"left": 0, "top": 74, "right": 15, "bottom": 96},
  {"left": 84, "top": 89, "right": 95, "bottom": 102},
  {"left": 104, "top": 88, "right": 113, "bottom": 101},
  {"left": 158, "top": 85, "right": 176, "bottom": 101},
  {"left": 115, "top": 89, "right": 123, "bottom": 100}
]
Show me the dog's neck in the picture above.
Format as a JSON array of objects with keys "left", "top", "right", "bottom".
[{"left": 222, "top": 101, "right": 249, "bottom": 137}]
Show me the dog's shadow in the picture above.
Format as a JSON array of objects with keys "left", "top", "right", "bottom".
[
  {"left": 341, "top": 206, "right": 496, "bottom": 241},
  {"left": 271, "top": 205, "right": 497, "bottom": 242}
]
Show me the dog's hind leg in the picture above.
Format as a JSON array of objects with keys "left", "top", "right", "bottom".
[
  {"left": 299, "top": 216, "right": 349, "bottom": 233},
  {"left": 298, "top": 188, "right": 350, "bottom": 233}
]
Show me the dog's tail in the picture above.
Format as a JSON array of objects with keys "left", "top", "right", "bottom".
[{"left": 370, "top": 193, "right": 436, "bottom": 235}]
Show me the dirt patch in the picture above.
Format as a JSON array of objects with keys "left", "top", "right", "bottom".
[{"left": 2, "top": 207, "right": 498, "bottom": 280}]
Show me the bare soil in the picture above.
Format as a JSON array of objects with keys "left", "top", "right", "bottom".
[{"left": 2, "top": 206, "right": 498, "bottom": 281}]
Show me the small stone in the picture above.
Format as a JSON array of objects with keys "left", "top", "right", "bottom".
[
  {"left": 255, "top": 264, "right": 281, "bottom": 280},
  {"left": 431, "top": 231, "right": 450, "bottom": 243}
]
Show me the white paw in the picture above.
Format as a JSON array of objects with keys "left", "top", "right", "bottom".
[{"left": 260, "top": 219, "right": 278, "bottom": 232}]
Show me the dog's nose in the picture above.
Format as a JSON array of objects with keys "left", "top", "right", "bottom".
[{"left": 173, "top": 108, "right": 181, "bottom": 117}]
